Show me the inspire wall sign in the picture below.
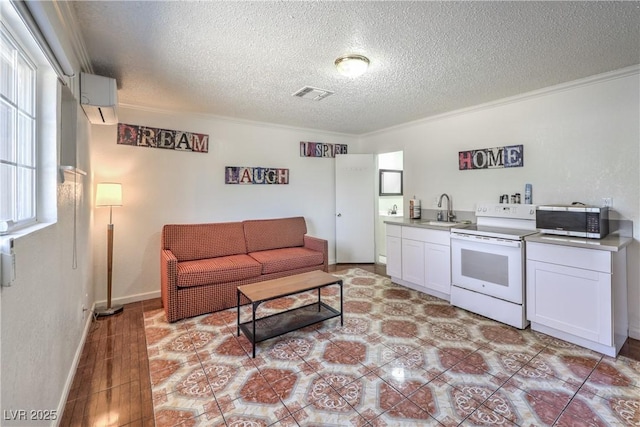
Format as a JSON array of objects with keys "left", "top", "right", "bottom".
[
  {"left": 459, "top": 144, "right": 523, "bottom": 170},
  {"left": 225, "top": 166, "right": 289, "bottom": 185},
  {"left": 117, "top": 123, "right": 209, "bottom": 153},
  {"left": 300, "top": 141, "right": 348, "bottom": 158}
]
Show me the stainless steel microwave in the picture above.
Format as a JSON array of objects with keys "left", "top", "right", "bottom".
[{"left": 536, "top": 205, "right": 609, "bottom": 239}]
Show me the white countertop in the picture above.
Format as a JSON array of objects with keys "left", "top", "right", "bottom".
[
  {"left": 383, "top": 216, "right": 473, "bottom": 230},
  {"left": 386, "top": 217, "right": 633, "bottom": 251},
  {"left": 525, "top": 233, "right": 632, "bottom": 252}
]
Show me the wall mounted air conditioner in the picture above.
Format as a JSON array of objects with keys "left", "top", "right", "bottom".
[{"left": 80, "top": 72, "right": 118, "bottom": 125}]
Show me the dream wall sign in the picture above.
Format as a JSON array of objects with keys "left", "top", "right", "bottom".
[
  {"left": 117, "top": 123, "right": 209, "bottom": 153},
  {"left": 459, "top": 144, "right": 523, "bottom": 170},
  {"left": 300, "top": 141, "right": 348, "bottom": 158},
  {"left": 225, "top": 166, "right": 289, "bottom": 184}
]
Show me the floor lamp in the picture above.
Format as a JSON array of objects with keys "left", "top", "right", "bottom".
[{"left": 95, "top": 182, "right": 124, "bottom": 317}]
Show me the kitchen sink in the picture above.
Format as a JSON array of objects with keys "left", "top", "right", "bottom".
[{"left": 422, "top": 221, "right": 460, "bottom": 227}]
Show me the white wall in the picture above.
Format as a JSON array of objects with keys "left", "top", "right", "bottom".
[
  {"left": 359, "top": 69, "right": 640, "bottom": 337},
  {"left": 90, "top": 107, "right": 358, "bottom": 304},
  {"left": 1, "top": 103, "right": 93, "bottom": 425},
  {"left": 0, "top": 2, "right": 95, "bottom": 422}
]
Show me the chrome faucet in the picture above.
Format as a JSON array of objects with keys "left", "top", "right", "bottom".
[{"left": 437, "top": 193, "right": 455, "bottom": 222}]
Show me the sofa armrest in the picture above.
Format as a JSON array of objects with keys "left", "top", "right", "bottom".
[
  {"left": 161, "top": 249, "right": 180, "bottom": 322},
  {"left": 304, "top": 235, "right": 328, "bottom": 272}
]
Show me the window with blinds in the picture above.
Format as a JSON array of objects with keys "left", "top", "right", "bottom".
[{"left": 1, "top": 23, "right": 37, "bottom": 228}]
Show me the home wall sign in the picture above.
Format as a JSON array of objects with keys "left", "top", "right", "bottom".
[
  {"left": 300, "top": 141, "right": 348, "bottom": 158},
  {"left": 459, "top": 144, "right": 523, "bottom": 170},
  {"left": 117, "top": 123, "right": 209, "bottom": 153},
  {"left": 225, "top": 166, "right": 289, "bottom": 185}
]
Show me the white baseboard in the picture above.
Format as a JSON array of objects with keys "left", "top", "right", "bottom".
[
  {"left": 54, "top": 302, "right": 95, "bottom": 427},
  {"left": 629, "top": 325, "right": 640, "bottom": 341}
]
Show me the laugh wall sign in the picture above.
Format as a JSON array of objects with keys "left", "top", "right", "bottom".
[
  {"left": 225, "top": 166, "right": 289, "bottom": 185},
  {"left": 459, "top": 144, "right": 523, "bottom": 170},
  {"left": 117, "top": 123, "right": 209, "bottom": 153}
]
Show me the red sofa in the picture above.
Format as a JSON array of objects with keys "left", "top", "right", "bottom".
[{"left": 160, "top": 216, "right": 328, "bottom": 322}]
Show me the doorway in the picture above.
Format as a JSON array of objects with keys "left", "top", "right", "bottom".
[
  {"left": 376, "top": 151, "right": 404, "bottom": 264},
  {"left": 335, "top": 154, "right": 375, "bottom": 263}
]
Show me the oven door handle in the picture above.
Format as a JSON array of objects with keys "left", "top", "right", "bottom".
[{"left": 450, "top": 233, "right": 522, "bottom": 248}]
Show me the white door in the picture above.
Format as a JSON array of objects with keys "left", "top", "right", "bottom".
[{"left": 335, "top": 154, "right": 375, "bottom": 263}]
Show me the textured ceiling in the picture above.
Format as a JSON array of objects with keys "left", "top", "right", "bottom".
[{"left": 71, "top": 1, "right": 640, "bottom": 135}]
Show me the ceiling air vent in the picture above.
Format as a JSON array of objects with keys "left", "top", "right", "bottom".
[{"left": 292, "top": 86, "right": 334, "bottom": 101}]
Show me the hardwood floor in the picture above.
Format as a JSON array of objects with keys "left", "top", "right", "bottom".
[
  {"left": 59, "top": 263, "right": 640, "bottom": 426},
  {"left": 60, "top": 297, "right": 159, "bottom": 426}
]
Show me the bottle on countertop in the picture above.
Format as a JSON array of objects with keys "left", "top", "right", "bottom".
[
  {"left": 409, "top": 196, "right": 421, "bottom": 219},
  {"left": 524, "top": 183, "right": 532, "bottom": 204}
]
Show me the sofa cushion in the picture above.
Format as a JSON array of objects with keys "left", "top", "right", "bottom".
[
  {"left": 249, "top": 247, "right": 324, "bottom": 274},
  {"left": 176, "top": 254, "right": 262, "bottom": 287},
  {"left": 243, "top": 217, "right": 307, "bottom": 253},
  {"left": 163, "top": 222, "right": 247, "bottom": 262}
]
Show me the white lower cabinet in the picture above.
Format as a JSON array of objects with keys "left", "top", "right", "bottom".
[
  {"left": 424, "top": 242, "right": 452, "bottom": 296},
  {"left": 385, "top": 225, "right": 402, "bottom": 278},
  {"left": 386, "top": 223, "right": 451, "bottom": 300},
  {"left": 385, "top": 236, "right": 402, "bottom": 278},
  {"left": 526, "top": 241, "right": 627, "bottom": 357},
  {"left": 402, "top": 239, "right": 425, "bottom": 285}
]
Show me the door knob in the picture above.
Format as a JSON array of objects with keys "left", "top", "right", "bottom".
[{"left": 337, "top": 213, "right": 342, "bottom": 217}]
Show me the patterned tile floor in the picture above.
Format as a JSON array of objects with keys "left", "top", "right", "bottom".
[{"left": 144, "top": 268, "right": 640, "bottom": 426}]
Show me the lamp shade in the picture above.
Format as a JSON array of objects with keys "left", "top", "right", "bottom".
[{"left": 96, "top": 183, "right": 123, "bottom": 207}]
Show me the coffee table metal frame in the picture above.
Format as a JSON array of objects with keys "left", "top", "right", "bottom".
[{"left": 237, "top": 271, "right": 343, "bottom": 358}]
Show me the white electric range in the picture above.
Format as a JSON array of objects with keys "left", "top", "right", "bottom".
[{"left": 450, "top": 203, "right": 538, "bottom": 329}]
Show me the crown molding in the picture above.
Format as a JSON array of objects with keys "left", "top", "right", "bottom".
[
  {"left": 363, "top": 65, "right": 640, "bottom": 138},
  {"left": 52, "top": 0, "right": 93, "bottom": 75},
  {"left": 117, "top": 103, "right": 358, "bottom": 139}
]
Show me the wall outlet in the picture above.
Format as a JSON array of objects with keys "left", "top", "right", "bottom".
[
  {"left": 82, "top": 304, "right": 90, "bottom": 321},
  {"left": 602, "top": 197, "right": 613, "bottom": 207},
  {"left": 1, "top": 251, "right": 15, "bottom": 287}
]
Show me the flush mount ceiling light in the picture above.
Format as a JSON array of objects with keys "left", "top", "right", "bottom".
[{"left": 334, "top": 54, "right": 370, "bottom": 78}]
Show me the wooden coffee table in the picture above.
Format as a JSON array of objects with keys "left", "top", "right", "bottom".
[{"left": 237, "top": 270, "right": 343, "bottom": 357}]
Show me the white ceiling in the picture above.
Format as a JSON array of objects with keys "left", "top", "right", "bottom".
[{"left": 71, "top": 1, "right": 640, "bottom": 135}]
